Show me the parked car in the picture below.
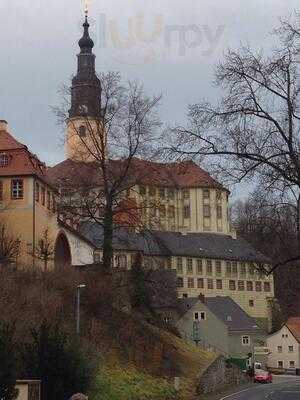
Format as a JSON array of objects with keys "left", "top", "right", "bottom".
[{"left": 254, "top": 369, "right": 273, "bottom": 384}]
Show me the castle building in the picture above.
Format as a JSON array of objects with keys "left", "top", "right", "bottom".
[
  {"left": 0, "top": 14, "right": 274, "bottom": 326},
  {"left": 48, "top": 16, "right": 274, "bottom": 326}
]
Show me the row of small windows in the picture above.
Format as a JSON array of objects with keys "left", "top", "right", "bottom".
[
  {"left": 35, "top": 182, "right": 56, "bottom": 212},
  {"left": 0, "top": 179, "right": 24, "bottom": 200},
  {"left": 278, "top": 360, "right": 296, "bottom": 368},
  {"left": 177, "top": 277, "right": 271, "bottom": 292},
  {"left": 139, "top": 186, "right": 224, "bottom": 201},
  {"left": 143, "top": 203, "right": 223, "bottom": 221},
  {"left": 176, "top": 258, "right": 266, "bottom": 278}
]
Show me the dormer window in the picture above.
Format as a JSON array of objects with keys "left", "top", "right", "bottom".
[{"left": 0, "top": 154, "right": 10, "bottom": 167}]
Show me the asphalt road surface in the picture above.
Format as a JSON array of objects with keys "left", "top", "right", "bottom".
[{"left": 218, "top": 376, "right": 300, "bottom": 400}]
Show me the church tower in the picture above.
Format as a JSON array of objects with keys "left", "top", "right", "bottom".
[{"left": 66, "top": 14, "right": 103, "bottom": 161}]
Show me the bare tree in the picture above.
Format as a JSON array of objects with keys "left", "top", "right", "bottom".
[
  {"left": 167, "top": 14, "right": 300, "bottom": 269},
  {"left": 0, "top": 225, "right": 20, "bottom": 267},
  {"left": 53, "top": 72, "right": 161, "bottom": 272},
  {"left": 34, "top": 229, "right": 54, "bottom": 272},
  {"left": 232, "top": 189, "right": 300, "bottom": 315}
]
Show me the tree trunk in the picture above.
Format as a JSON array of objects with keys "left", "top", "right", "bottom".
[
  {"left": 102, "top": 201, "right": 113, "bottom": 272},
  {"left": 297, "top": 194, "right": 300, "bottom": 249}
]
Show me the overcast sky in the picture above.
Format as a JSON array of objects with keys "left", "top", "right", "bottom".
[{"left": 1, "top": 0, "right": 299, "bottom": 177}]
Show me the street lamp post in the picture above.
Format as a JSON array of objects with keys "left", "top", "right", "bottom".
[{"left": 76, "top": 284, "right": 86, "bottom": 335}]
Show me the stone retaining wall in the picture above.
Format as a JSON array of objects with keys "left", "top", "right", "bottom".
[{"left": 197, "top": 356, "right": 250, "bottom": 395}]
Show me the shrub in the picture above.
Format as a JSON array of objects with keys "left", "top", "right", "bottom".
[{"left": 20, "top": 322, "right": 94, "bottom": 400}]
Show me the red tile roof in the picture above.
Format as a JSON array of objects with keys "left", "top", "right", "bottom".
[
  {"left": 286, "top": 317, "right": 300, "bottom": 343},
  {"left": 48, "top": 157, "right": 228, "bottom": 191},
  {"left": 0, "top": 129, "right": 54, "bottom": 188},
  {"left": 0, "top": 129, "right": 26, "bottom": 150}
]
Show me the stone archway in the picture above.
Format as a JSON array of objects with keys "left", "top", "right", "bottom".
[{"left": 54, "top": 232, "right": 72, "bottom": 268}]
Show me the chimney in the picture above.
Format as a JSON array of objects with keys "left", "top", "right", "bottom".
[
  {"left": 198, "top": 293, "right": 206, "bottom": 304},
  {"left": 0, "top": 120, "right": 8, "bottom": 132}
]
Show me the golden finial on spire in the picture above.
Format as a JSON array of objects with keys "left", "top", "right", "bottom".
[{"left": 82, "top": 0, "right": 91, "bottom": 17}]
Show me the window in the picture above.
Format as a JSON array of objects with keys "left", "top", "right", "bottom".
[
  {"left": 197, "top": 278, "right": 204, "bottom": 289},
  {"left": 159, "top": 188, "right": 165, "bottom": 198},
  {"left": 183, "top": 205, "right": 191, "bottom": 219},
  {"left": 216, "top": 190, "right": 222, "bottom": 202},
  {"left": 187, "top": 258, "right": 193, "bottom": 274},
  {"left": 226, "top": 262, "right": 231, "bottom": 276},
  {"left": 232, "top": 262, "right": 238, "bottom": 276},
  {"left": 240, "top": 263, "right": 246, "bottom": 277},
  {"left": 183, "top": 189, "right": 190, "bottom": 199},
  {"left": 249, "top": 300, "right": 254, "bottom": 307},
  {"left": 93, "top": 252, "right": 101, "bottom": 264},
  {"left": 177, "top": 258, "right": 183, "bottom": 274},
  {"left": 277, "top": 346, "right": 283, "bottom": 353},
  {"left": 264, "top": 282, "right": 271, "bottom": 292},
  {"left": 197, "top": 259, "right": 203, "bottom": 275},
  {"left": 182, "top": 293, "right": 188, "bottom": 298},
  {"left": 216, "top": 261, "right": 222, "bottom": 276},
  {"left": 278, "top": 361, "right": 283, "bottom": 368},
  {"left": 52, "top": 195, "right": 56, "bottom": 213},
  {"left": 139, "top": 185, "right": 146, "bottom": 195},
  {"left": 149, "top": 187, "right": 156, "bottom": 197},
  {"left": 227, "top": 315, "right": 232, "bottom": 322},
  {"left": 290, "top": 361, "right": 295, "bottom": 368},
  {"left": 194, "top": 312, "right": 206, "bottom": 320},
  {"left": 203, "top": 205, "right": 211, "bottom": 217},
  {"left": 115, "top": 254, "right": 127, "bottom": 269},
  {"left": 255, "top": 281, "right": 262, "bottom": 292},
  {"left": 238, "top": 281, "right": 245, "bottom": 291},
  {"left": 206, "top": 260, "right": 212, "bottom": 275},
  {"left": 0, "top": 154, "right": 9, "bottom": 167},
  {"left": 41, "top": 187, "right": 45, "bottom": 206},
  {"left": 35, "top": 182, "right": 40, "bottom": 202},
  {"left": 216, "top": 279, "right": 223, "bottom": 290},
  {"left": 247, "top": 281, "right": 253, "bottom": 291},
  {"left": 168, "top": 189, "right": 175, "bottom": 199},
  {"left": 177, "top": 277, "right": 184, "bottom": 288},
  {"left": 188, "top": 278, "right": 195, "bottom": 288},
  {"left": 0, "top": 181, "right": 3, "bottom": 201},
  {"left": 159, "top": 205, "right": 166, "bottom": 218},
  {"left": 47, "top": 191, "right": 51, "bottom": 209},
  {"left": 242, "top": 335, "right": 250, "bottom": 346},
  {"left": 207, "top": 278, "right": 214, "bottom": 289},
  {"left": 11, "top": 179, "right": 23, "bottom": 199},
  {"left": 229, "top": 280, "right": 236, "bottom": 291},
  {"left": 289, "top": 346, "right": 294, "bottom": 352},
  {"left": 168, "top": 205, "right": 175, "bottom": 218},
  {"left": 217, "top": 205, "right": 222, "bottom": 219},
  {"left": 203, "top": 189, "right": 210, "bottom": 199},
  {"left": 249, "top": 264, "right": 255, "bottom": 276}
]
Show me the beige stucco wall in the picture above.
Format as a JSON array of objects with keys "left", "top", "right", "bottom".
[
  {"left": 66, "top": 117, "right": 105, "bottom": 162},
  {"left": 267, "top": 325, "right": 300, "bottom": 369},
  {"left": 173, "top": 256, "right": 274, "bottom": 320},
  {"left": 134, "top": 186, "right": 231, "bottom": 235}
]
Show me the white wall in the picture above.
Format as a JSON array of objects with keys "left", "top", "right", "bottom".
[
  {"left": 63, "top": 229, "right": 94, "bottom": 266},
  {"left": 267, "top": 325, "right": 300, "bottom": 369}
]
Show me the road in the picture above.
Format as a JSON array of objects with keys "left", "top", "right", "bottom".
[{"left": 218, "top": 376, "right": 300, "bottom": 400}]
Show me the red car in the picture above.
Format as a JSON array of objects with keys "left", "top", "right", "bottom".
[{"left": 254, "top": 369, "right": 273, "bottom": 384}]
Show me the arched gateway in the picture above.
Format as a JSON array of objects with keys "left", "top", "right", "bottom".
[{"left": 54, "top": 232, "right": 72, "bottom": 268}]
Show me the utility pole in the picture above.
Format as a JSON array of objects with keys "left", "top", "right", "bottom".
[{"left": 76, "top": 284, "right": 86, "bottom": 335}]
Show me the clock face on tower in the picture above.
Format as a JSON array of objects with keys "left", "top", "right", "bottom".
[{"left": 78, "top": 104, "right": 88, "bottom": 115}]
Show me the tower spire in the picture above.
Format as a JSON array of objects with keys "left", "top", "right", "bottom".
[{"left": 68, "top": 8, "right": 101, "bottom": 119}]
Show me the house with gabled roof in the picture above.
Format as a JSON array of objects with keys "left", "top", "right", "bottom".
[
  {"left": 175, "top": 295, "right": 265, "bottom": 364},
  {"left": 267, "top": 317, "right": 300, "bottom": 371}
]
